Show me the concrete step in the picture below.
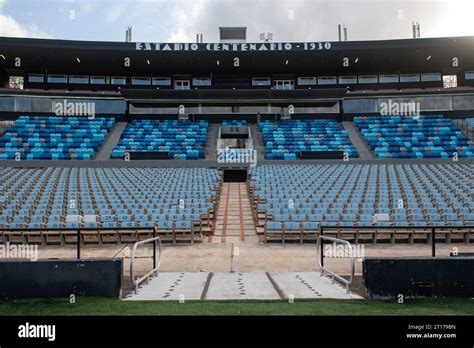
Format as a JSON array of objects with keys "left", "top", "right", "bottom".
[
  {"left": 341, "top": 121, "right": 375, "bottom": 160},
  {"left": 214, "top": 183, "right": 257, "bottom": 243},
  {"left": 94, "top": 122, "right": 128, "bottom": 160}
]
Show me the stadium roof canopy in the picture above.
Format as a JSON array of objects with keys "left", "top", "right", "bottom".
[{"left": 0, "top": 36, "right": 473, "bottom": 75}]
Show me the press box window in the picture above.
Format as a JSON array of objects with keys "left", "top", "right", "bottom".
[
  {"left": 298, "top": 77, "right": 316, "bottom": 85},
  {"left": 152, "top": 77, "right": 171, "bottom": 86},
  {"left": 111, "top": 76, "right": 127, "bottom": 85},
  {"left": 132, "top": 77, "right": 151, "bottom": 86},
  {"left": 69, "top": 75, "right": 89, "bottom": 84},
  {"left": 465, "top": 71, "right": 474, "bottom": 80},
  {"left": 193, "top": 78, "right": 212, "bottom": 86},
  {"left": 358, "top": 75, "right": 378, "bottom": 84},
  {"left": 379, "top": 74, "right": 399, "bottom": 83},
  {"left": 47, "top": 75, "right": 67, "bottom": 83},
  {"left": 90, "top": 76, "right": 109, "bottom": 84},
  {"left": 421, "top": 73, "right": 442, "bottom": 82},
  {"left": 28, "top": 74, "right": 44, "bottom": 83},
  {"left": 252, "top": 78, "right": 271, "bottom": 86},
  {"left": 338, "top": 76, "right": 357, "bottom": 84},
  {"left": 318, "top": 76, "right": 337, "bottom": 85},
  {"left": 400, "top": 74, "right": 420, "bottom": 83}
]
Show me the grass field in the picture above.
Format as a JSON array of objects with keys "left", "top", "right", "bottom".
[{"left": 0, "top": 298, "right": 473, "bottom": 316}]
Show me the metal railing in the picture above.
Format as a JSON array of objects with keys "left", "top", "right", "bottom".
[
  {"left": 263, "top": 223, "right": 473, "bottom": 251},
  {"left": 130, "top": 230, "right": 162, "bottom": 294},
  {"left": 320, "top": 225, "right": 474, "bottom": 257},
  {"left": 0, "top": 226, "right": 158, "bottom": 259},
  {"left": 316, "top": 235, "right": 355, "bottom": 294}
]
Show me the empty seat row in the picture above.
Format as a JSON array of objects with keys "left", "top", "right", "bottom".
[
  {"left": 250, "top": 163, "right": 474, "bottom": 230},
  {"left": 1, "top": 167, "right": 221, "bottom": 231}
]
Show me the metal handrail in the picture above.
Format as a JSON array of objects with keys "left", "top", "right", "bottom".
[
  {"left": 130, "top": 234, "right": 162, "bottom": 294},
  {"left": 316, "top": 235, "right": 355, "bottom": 294}
]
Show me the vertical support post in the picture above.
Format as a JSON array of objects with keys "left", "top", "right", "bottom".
[
  {"left": 431, "top": 227, "right": 436, "bottom": 257},
  {"left": 77, "top": 229, "right": 81, "bottom": 259},
  {"left": 320, "top": 226, "right": 324, "bottom": 268},
  {"left": 338, "top": 100, "right": 344, "bottom": 122},
  {"left": 125, "top": 100, "right": 131, "bottom": 123},
  {"left": 153, "top": 226, "right": 157, "bottom": 269}
]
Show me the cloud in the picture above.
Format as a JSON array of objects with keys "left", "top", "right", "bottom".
[
  {"left": 105, "top": 3, "right": 129, "bottom": 24},
  {"left": 168, "top": 1, "right": 207, "bottom": 42},
  {"left": 158, "top": 0, "right": 466, "bottom": 43},
  {"left": 0, "top": 14, "right": 52, "bottom": 38},
  {"left": 0, "top": 0, "right": 51, "bottom": 38}
]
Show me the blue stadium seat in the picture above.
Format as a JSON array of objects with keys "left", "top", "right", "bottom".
[
  {"left": 112, "top": 119, "right": 208, "bottom": 160},
  {"left": 250, "top": 163, "right": 473, "bottom": 230},
  {"left": 0, "top": 116, "right": 114, "bottom": 160},
  {"left": 260, "top": 119, "right": 358, "bottom": 160},
  {"left": 354, "top": 115, "right": 474, "bottom": 159}
]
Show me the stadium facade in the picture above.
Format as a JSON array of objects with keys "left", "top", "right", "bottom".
[{"left": 0, "top": 35, "right": 474, "bottom": 121}]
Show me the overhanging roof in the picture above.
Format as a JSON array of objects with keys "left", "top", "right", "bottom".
[{"left": 0, "top": 36, "right": 473, "bottom": 75}]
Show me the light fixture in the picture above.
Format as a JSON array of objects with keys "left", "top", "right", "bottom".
[
  {"left": 216, "top": 60, "right": 220, "bottom": 66},
  {"left": 285, "top": 60, "right": 289, "bottom": 65},
  {"left": 76, "top": 57, "right": 81, "bottom": 63},
  {"left": 355, "top": 58, "right": 359, "bottom": 63},
  {"left": 0, "top": 54, "right": 5, "bottom": 60},
  {"left": 426, "top": 55, "right": 431, "bottom": 61},
  {"left": 147, "top": 59, "right": 150, "bottom": 65}
]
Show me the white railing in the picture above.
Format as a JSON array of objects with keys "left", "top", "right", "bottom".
[
  {"left": 130, "top": 235, "right": 162, "bottom": 293},
  {"left": 316, "top": 235, "right": 355, "bottom": 294}
]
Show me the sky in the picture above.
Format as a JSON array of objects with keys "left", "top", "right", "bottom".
[{"left": 0, "top": 0, "right": 474, "bottom": 42}]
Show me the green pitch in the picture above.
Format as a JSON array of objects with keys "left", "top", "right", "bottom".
[{"left": 0, "top": 298, "right": 473, "bottom": 316}]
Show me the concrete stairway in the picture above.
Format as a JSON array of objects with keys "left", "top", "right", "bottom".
[
  {"left": 249, "top": 124, "right": 265, "bottom": 162},
  {"left": 94, "top": 122, "right": 128, "bottom": 160},
  {"left": 342, "top": 121, "right": 375, "bottom": 160},
  {"left": 205, "top": 124, "right": 220, "bottom": 160},
  {"left": 213, "top": 183, "right": 257, "bottom": 244}
]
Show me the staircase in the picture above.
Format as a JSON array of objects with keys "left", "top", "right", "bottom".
[
  {"left": 341, "top": 121, "right": 375, "bottom": 160},
  {"left": 205, "top": 124, "right": 220, "bottom": 160},
  {"left": 94, "top": 122, "right": 128, "bottom": 160},
  {"left": 213, "top": 183, "right": 257, "bottom": 243},
  {"left": 249, "top": 124, "right": 265, "bottom": 162}
]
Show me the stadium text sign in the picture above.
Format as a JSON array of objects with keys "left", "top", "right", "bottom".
[{"left": 136, "top": 42, "right": 332, "bottom": 52}]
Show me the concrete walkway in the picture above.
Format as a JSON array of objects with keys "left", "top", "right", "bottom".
[
  {"left": 125, "top": 271, "right": 361, "bottom": 300},
  {"left": 94, "top": 122, "right": 128, "bottom": 160},
  {"left": 342, "top": 121, "right": 375, "bottom": 160}
]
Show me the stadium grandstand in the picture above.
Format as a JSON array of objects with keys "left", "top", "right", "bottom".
[{"left": 0, "top": 6, "right": 474, "bottom": 336}]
